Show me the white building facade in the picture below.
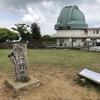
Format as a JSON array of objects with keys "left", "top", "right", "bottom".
[
  {"left": 54, "top": 5, "right": 100, "bottom": 47},
  {"left": 54, "top": 28, "right": 100, "bottom": 47}
]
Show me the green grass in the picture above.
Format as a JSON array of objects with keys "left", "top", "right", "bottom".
[
  {"left": 28, "top": 49, "right": 100, "bottom": 72},
  {"left": 0, "top": 49, "right": 12, "bottom": 71},
  {"left": 76, "top": 76, "right": 100, "bottom": 92},
  {"left": 0, "top": 49, "right": 100, "bottom": 72}
]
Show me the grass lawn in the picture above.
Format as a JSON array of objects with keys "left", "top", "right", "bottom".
[{"left": 0, "top": 49, "right": 100, "bottom": 72}]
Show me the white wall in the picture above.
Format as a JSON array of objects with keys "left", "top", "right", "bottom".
[
  {"left": 56, "top": 39, "right": 59, "bottom": 46},
  {"left": 57, "top": 38, "right": 84, "bottom": 47},
  {"left": 54, "top": 29, "right": 100, "bottom": 38},
  {"left": 88, "top": 30, "right": 100, "bottom": 37},
  {"left": 64, "top": 39, "right": 71, "bottom": 46},
  {"left": 54, "top": 30, "right": 86, "bottom": 38},
  {"left": 73, "top": 39, "right": 84, "bottom": 46},
  {"left": 54, "top": 29, "right": 100, "bottom": 47}
]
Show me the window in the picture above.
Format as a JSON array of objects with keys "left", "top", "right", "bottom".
[
  {"left": 84, "top": 30, "right": 88, "bottom": 35},
  {"left": 93, "top": 30, "right": 95, "bottom": 34},
  {"left": 93, "top": 30, "right": 99, "bottom": 34},
  {"left": 59, "top": 39, "right": 64, "bottom": 46},
  {"left": 72, "top": 39, "right": 76, "bottom": 42},
  {"left": 82, "top": 39, "right": 84, "bottom": 42},
  {"left": 96, "top": 30, "right": 99, "bottom": 34}
]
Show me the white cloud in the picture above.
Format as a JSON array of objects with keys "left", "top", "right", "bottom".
[
  {"left": 79, "top": 4, "right": 100, "bottom": 27},
  {"left": 41, "top": 0, "right": 53, "bottom": 9},
  {"left": 0, "top": 21, "right": 15, "bottom": 31},
  {"left": 22, "top": 6, "right": 46, "bottom": 24},
  {"left": 96, "top": 0, "right": 100, "bottom": 4},
  {"left": 1, "top": 0, "right": 100, "bottom": 35}
]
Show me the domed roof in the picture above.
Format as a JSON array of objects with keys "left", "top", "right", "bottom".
[{"left": 55, "top": 5, "right": 88, "bottom": 30}]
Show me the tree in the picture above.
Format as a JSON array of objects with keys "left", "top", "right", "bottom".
[
  {"left": 30, "top": 23, "right": 41, "bottom": 39},
  {"left": 11, "top": 24, "right": 32, "bottom": 41},
  {"left": 0, "top": 28, "right": 19, "bottom": 42},
  {"left": 42, "top": 34, "right": 53, "bottom": 39}
]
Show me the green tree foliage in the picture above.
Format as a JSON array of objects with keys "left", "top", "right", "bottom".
[
  {"left": 0, "top": 28, "right": 19, "bottom": 42},
  {"left": 11, "top": 24, "right": 32, "bottom": 41},
  {"left": 42, "top": 34, "right": 53, "bottom": 39},
  {"left": 30, "top": 23, "right": 41, "bottom": 39},
  {"left": 11, "top": 23, "right": 42, "bottom": 40}
]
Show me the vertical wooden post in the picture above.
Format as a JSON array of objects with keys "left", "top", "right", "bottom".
[{"left": 8, "top": 43, "right": 29, "bottom": 82}]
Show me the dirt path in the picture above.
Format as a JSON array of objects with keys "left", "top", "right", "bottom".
[{"left": 0, "top": 65, "right": 100, "bottom": 100}]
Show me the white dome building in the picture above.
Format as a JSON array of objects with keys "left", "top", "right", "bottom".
[{"left": 54, "top": 5, "right": 100, "bottom": 47}]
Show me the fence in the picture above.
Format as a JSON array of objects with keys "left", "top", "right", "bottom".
[{"left": 0, "top": 39, "right": 56, "bottom": 49}]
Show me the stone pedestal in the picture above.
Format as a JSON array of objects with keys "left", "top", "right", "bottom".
[{"left": 5, "top": 76, "right": 41, "bottom": 92}]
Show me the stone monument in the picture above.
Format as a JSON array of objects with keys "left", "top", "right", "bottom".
[
  {"left": 8, "top": 44, "right": 29, "bottom": 82},
  {"left": 5, "top": 43, "right": 41, "bottom": 92}
]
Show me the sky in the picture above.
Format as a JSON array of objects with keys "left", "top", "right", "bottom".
[{"left": 0, "top": 0, "right": 100, "bottom": 35}]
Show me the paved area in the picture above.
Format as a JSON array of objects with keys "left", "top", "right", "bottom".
[{"left": 89, "top": 46, "right": 100, "bottom": 51}]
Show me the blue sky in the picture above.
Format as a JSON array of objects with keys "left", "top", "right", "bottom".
[
  {"left": 0, "top": 13, "right": 21, "bottom": 22},
  {"left": 0, "top": 0, "right": 100, "bottom": 35}
]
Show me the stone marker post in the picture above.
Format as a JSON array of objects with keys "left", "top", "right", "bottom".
[{"left": 8, "top": 43, "right": 29, "bottom": 82}]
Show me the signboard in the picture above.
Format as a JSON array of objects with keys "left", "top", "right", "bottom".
[{"left": 79, "top": 69, "right": 100, "bottom": 84}]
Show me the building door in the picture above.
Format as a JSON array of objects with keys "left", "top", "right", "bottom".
[{"left": 59, "top": 39, "right": 64, "bottom": 46}]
